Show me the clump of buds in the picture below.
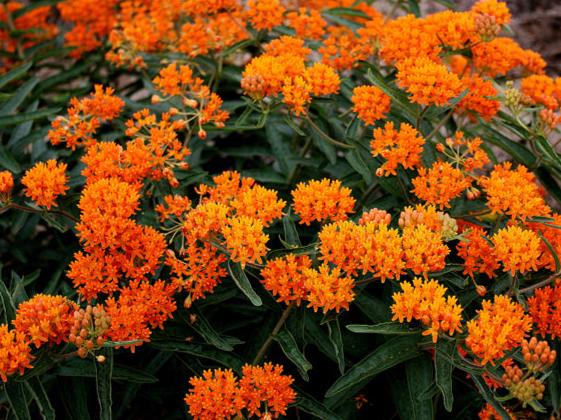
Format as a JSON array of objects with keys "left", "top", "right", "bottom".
[
  {"left": 474, "top": 13, "right": 501, "bottom": 41},
  {"left": 538, "top": 109, "right": 561, "bottom": 133},
  {"left": 466, "top": 187, "right": 481, "bottom": 200},
  {"left": 69, "top": 305, "right": 112, "bottom": 358},
  {"left": 503, "top": 364, "right": 545, "bottom": 406},
  {"left": 358, "top": 208, "right": 391, "bottom": 225},
  {"left": 504, "top": 81, "right": 524, "bottom": 114},
  {"left": 240, "top": 74, "right": 266, "bottom": 100},
  {"left": 522, "top": 337, "right": 557, "bottom": 373},
  {"left": 440, "top": 213, "right": 458, "bottom": 241}
]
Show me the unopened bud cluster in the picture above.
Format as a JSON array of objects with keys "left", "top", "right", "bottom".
[
  {"left": 522, "top": 337, "right": 556, "bottom": 373},
  {"left": 502, "top": 364, "right": 545, "bottom": 405},
  {"left": 358, "top": 208, "right": 391, "bottom": 225},
  {"left": 69, "top": 305, "right": 111, "bottom": 358},
  {"left": 474, "top": 14, "right": 501, "bottom": 41}
]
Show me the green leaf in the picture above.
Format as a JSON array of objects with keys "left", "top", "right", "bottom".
[
  {"left": 538, "top": 231, "right": 561, "bottom": 272},
  {"left": 472, "top": 375, "right": 511, "bottom": 420},
  {"left": 267, "top": 243, "right": 318, "bottom": 260},
  {"left": 391, "top": 356, "right": 435, "bottom": 420},
  {"left": 0, "top": 269, "right": 17, "bottom": 323},
  {"left": 0, "top": 108, "right": 60, "bottom": 128},
  {"left": 435, "top": 340, "right": 455, "bottom": 412},
  {"left": 353, "top": 292, "right": 391, "bottom": 323},
  {"left": 25, "top": 378, "right": 55, "bottom": 420},
  {"left": 5, "top": 381, "right": 31, "bottom": 420},
  {"left": 325, "top": 335, "right": 421, "bottom": 400},
  {"left": 227, "top": 261, "right": 262, "bottom": 306},
  {"left": 95, "top": 348, "right": 113, "bottom": 420},
  {"left": 535, "top": 136, "right": 561, "bottom": 170},
  {"left": 0, "top": 62, "right": 32, "bottom": 90},
  {"left": 274, "top": 328, "right": 313, "bottom": 381},
  {"left": 0, "top": 77, "right": 38, "bottom": 116},
  {"left": 0, "top": 144, "right": 21, "bottom": 173},
  {"left": 324, "top": 7, "right": 370, "bottom": 19},
  {"left": 295, "top": 392, "right": 342, "bottom": 420},
  {"left": 189, "top": 307, "right": 235, "bottom": 351},
  {"left": 327, "top": 319, "right": 345, "bottom": 374},
  {"left": 282, "top": 211, "right": 301, "bottom": 247},
  {"left": 346, "top": 149, "right": 373, "bottom": 184},
  {"left": 346, "top": 322, "right": 420, "bottom": 335},
  {"left": 265, "top": 121, "right": 295, "bottom": 176}
]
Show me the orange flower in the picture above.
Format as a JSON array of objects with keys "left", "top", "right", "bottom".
[
  {"left": 492, "top": 225, "right": 541, "bottom": 275},
  {"left": 185, "top": 368, "right": 244, "bottom": 419},
  {"left": 239, "top": 363, "right": 296, "bottom": 418},
  {"left": 227, "top": 185, "right": 285, "bottom": 227},
  {"left": 13, "top": 294, "right": 77, "bottom": 348},
  {"left": 222, "top": 216, "right": 268, "bottom": 267},
  {"left": 246, "top": 0, "right": 285, "bottom": 31},
  {"left": 359, "top": 222, "right": 405, "bottom": 281},
  {"left": 352, "top": 85, "right": 391, "bottom": 126},
  {"left": 182, "top": 201, "right": 230, "bottom": 243},
  {"left": 480, "top": 163, "right": 550, "bottom": 220},
  {"left": 0, "top": 325, "right": 33, "bottom": 382},
  {"left": 166, "top": 243, "right": 227, "bottom": 306},
  {"left": 319, "top": 26, "right": 372, "bottom": 71},
  {"left": 528, "top": 282, "right": 561, "bottom": 339},
  {"left": 48, "top": 85, "right": 124, "bottom": 149},
  {"left": 396, "top": 58, "right": 463, "bottom": 107},
  {"left": 319, "top": 221, "right": 362, "bottom": 275},
  {"left": 260, "top": 255, "right": 312, "bottom": 305},
  {"left": 291, "top": 178, "right": 355, "bottom": 225},
  {"left": 286, "top": 7, "right": 326, "bottom": 40},
  {"left": 471, "top": 38, "right": 544, "bottom": 77},
  {"left": 358, "top": 208, "right": 391, "bottom": 226},
  {"left": 412, "top": 161, "right": 471, "bottom": 209},
  {"left": 156, "top": 195, "right": 192, "bottom": 222},
  {"left": 21, "top": 160, "right": 69, "bottom": 209},
  {"left": 304, "top": 63, "right": 340, "bottom": 96},
  {"left": 282, "top": 75, "right": 312, "bottom": 115},
  {"left": 371, "top": 122, "right": 425, "bottom": 176},
  {"left": 457, "top": 75, "right": 500, "bottom": 121},
  {"left": 520, "top": 75, "right": 561, "bottom": 110},
  {"left": 264, "top": 36, "right": 311, "bottom": 59},
  {"left": 471, "top": 0, "right": 511, "bottom": 26},
  {"left": 0, "top": 170, "right": 13, "bottom": 199},
  {"left": 402, "top": 225, "right": 450, "bottom": 276},
  {"left": 466, "top": 295, "right": 532, "bottom": 365},
  {"left": 457, "top": 227, "right": 499, "bottom": 278},
  {"left": 304, "top": 264, "right": 355, "bottom": 313},
  {"left": 391, "top": 278, "right": 463, "bottom": 342}
]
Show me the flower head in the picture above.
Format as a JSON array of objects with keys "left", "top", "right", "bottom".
[
  {"left": 402, "top": 224, "right": 449, "bottom": 276},
  {"left": 0, "top": 171, "right": 13, "bottom": 200},
  {"left": 222, "top": 216, "right": 268, "bottom": 267},
  {"left": 246, "top": 0, "right": 285, "bottom": 31},
  {"left": 491, "top": 226, "right": 541, "bottom": 275},
  {"left": 292, "top": 179, "right": 355, "bottom": 225},
  {"left": 457, "top": 227, "right": 499, "bottom": 278},
  {"left": 304, "top": 63, "right": 340, "bottom": 96},
  {"left": 304, "top": 264, "right": 355, "bottom": 313},
  {"left": 0, "top": 325, "right": 33, "bottom": 382},
  {"left": 21, "top": 160, "right": 69, "bottom": 209},
  {"left": 352, "top": 85, "right": 391, "bottom": 126},
  {"left": 260, "top": 255, "right": 312, "bottom": 305},
  {"left": 466, "top": 295, "right": 532, "bottom": 365},
  {"left": 528, "top": 282, "right": 561, "bottom": 339},
  {"left": 391, "top": 278, "right": 463, "bottom": 342},
  {"left": 412, "top": 161, "right": 471, "bottom": 209}
]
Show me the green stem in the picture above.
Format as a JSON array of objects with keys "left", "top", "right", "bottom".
[
  {"left": 252, "top": 304, "right": 293, "bottom": 364},
  {"left": 0, "top": 202, "right": 79, "bottom": 223},
  {"left": 287, "top": 135, "right": 313, "bottom": 184},
  {"left": 426, "top": 109, "right": 455, "bottom": 141},
  {"left": 519, "top": 271, "right": 561, "bottom": 294},
  {"left": 305, "top": 115, "right": 354, "bottom": 149}
]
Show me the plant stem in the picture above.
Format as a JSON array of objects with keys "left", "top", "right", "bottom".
[
  {"left": 287, "top": 135, "right": 313, "bottom": 184},
  {"left": 519, "top": 271, "right": 561, "bottom": 294},
  {"left": 305, "top": 115, "right": 354, "bottom": 149},
  {"left": 0, "top": 202, "right": 79, "bottom": 223},
  {"left": 252, "top": 304, "right": 293, "bottom": 364},
  {"left": 426, "top": 109, "right": 455, "bottom": 141}
]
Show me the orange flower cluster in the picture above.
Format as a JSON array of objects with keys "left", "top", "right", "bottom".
[
  {"left": 391, "top": 278, "right": 463, "bottom": 342},
  {"left": 479, "top": 163, "right": 551, "bottom": 220},
  {"left": 185, "top": 363, "right": 295, "bottom": 419},
  {"left": 286, "top": 7, "right": 327, "bottom": 40},
  {"left": 412, "top": 161, "right": 471, "bottom": 209},
  {"left": 319, "top": 26, "right": 373, "bottom": 71},
  {"left": 0, "top": 325, "right": 33, "bottom": 382},
  {"left": 528, "top": 282, "right": 561, "bottom": 339},
  {"left": 21, "top": 160, "right": 69, "bottom": 209},
  {"left": 402, "top": 224, "right": 450, "bottom": 276},
  {"left": 260, "top": 255, "right": 312, "bottom": 305},
  {"left": 520, "top": 75, "right": 561, "bottom": 110},
  {"left": 0, "top": 171, "right": 13, "bottom": 200},
  {"left": 457, "top": 227, "right": 499, "bottom": 278},
  {"left": 491, "top": 226, "right": 541, "bottom": 275},
  {"left": 13, "top": 294, "right": 77, "bottom": 347},
  {"left": 247, "top": 0, "right": 285, "bottom": 31},
  {"left": 466, "top": 295, "right": 532, "bottom": 365},
  {"left": 397, "top": 58, "right": 463, "bottom": 107},
  {"left": 371, "top": 122, "right": 425, "bottom": 176},
  {"left": 69, "top": 178, "right": 166, "bottom": 299},
  {"left": 303, "top": 264, "right": 355, "bottom": 313},
  {"left": 152, "top": 63, "right": 229, "bottom": 136},
  {"left": 48, "top": 85, "right": 125, "bottom": 149},
  {"left": 291, "top": 178, "right": 355, "bottom": 225},
  {"left": 352, "top": 85, "right": 391, "bottom": 126}
]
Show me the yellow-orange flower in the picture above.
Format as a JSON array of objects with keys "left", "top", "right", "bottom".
[
  {"left": 282, "top": 75, "right": 312, "bottom": 116},
  {"left": 397, "top": 57, "right": 463, "bottom": 106},
  {"left": 359, "top": 222, "right": 405, "bottom": 281},
  {"left": 471, "top": 0, "right": 511, "bottom": 26},
  {"left": 371, "top": 122, "right": 425, "bottom": 176},
  {"left": 260, "top": 255, "right": 312, "bottom": 305},
  {"left": 0, "top": 325, "right": 33, "bottom": 382},
  {"left": 21, "top": 160, "right": 69, "bottom": 209},
  {"left": 457, "top": 227, "right": 499, "bottom": 278},
  {"left": 352, "top": 85, "right": 391, "bottom": 126},
  {"left": 304, "top": 63, "right": 340, "bottom": 96},
  {"left": 304, "top": 264, "right": 355, "bottom": 313},
  {"left": 292, "top": 178, "right": 355, "bottom": 225},
  {"left": 391, "top": 278, "right": 463, "bottom": 342},
  {"left": 239, "top": 363, "right": 296, "bottom": 418},
  {"left": 402, "top": 225, "right": 449, "bottom": 276},
  {"left": 528, "top": 282, "right": 561, "bottom": 339},
  {"left": 185, "top": 368, "right": 244, "bottom": 419},
  {"left": 13, "top": 294, "right": 77, "bottom": 348},
  {"left": 286, "top": 7, "right": 326, "bottom": 40},
  {"left": 264, "top": 36, "right": 311, "bottom": 59},
  {"left": 491, "top": 225, "right": 541, "bottom": 275},
  {"left": 412, "top": 161, "right": 471, "bottom": 209},
  {"left": 466, "top": 295, "right": 532, "bottom": 365},
  {"left": 0, "top": 171, "right": 13, "bottom": 199},
  {"left": 246, "top": 0, "right": 285, "bottom": 31},
  {"left": 479, "top": 163, "right": 550, "bottom": 220},
  {"left": 222, "top": 216, "right": 268, "bottom": 267}
]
